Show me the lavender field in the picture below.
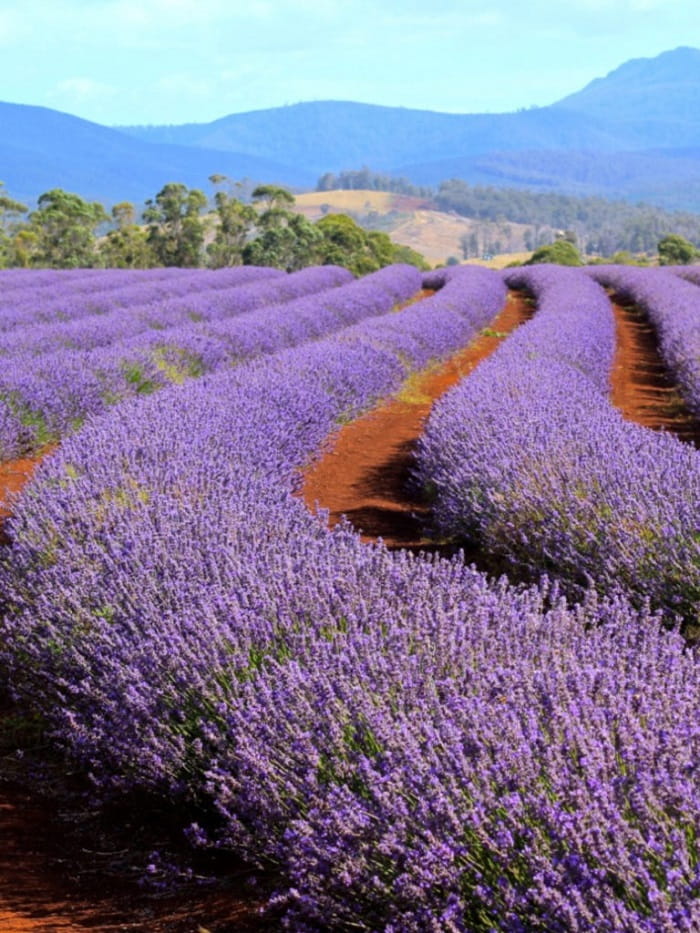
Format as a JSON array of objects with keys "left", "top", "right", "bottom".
[{"left": 0, "top": 263, "right": 699, "bottom": 931}]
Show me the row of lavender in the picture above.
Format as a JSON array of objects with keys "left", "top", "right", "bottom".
[
  {"left": 0, "top": 268, "right": 280, "bottom": 356},
  {"left": 589, "top": 265, "right": 700, "bottom": 417},
  {"left": 0, "top": 264, "right": 427, "bottom": 459},
  {"left": 2, "top": 267, "right": 698, "bottom": 929},
  {"left": 0, "top": 266, "right": 281, "bottom": 329},
  {"left": 415, "top": 265, "right": 700, "bottom": 621},
  {"left": 0, "top": 267, "right": 177, "bottom": 300}
]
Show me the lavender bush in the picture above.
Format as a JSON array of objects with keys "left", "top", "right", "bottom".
[
  {"left": 1, "top": 266, "right": 698, "bottom": 929},
  {"left": 0, "top": 267, "right": 346, "bottom": 355},
  {"left": 589, "top": 264, "right": 700, "bottom": 416},
  {"left": 0, "top": 264, "right": 370, "bottom": 456},
  {"left": 0, "top": 266, "right": 282, "bottom": 330},
  {"left": 416, "top": 264, "right": 700, "bottom": 619}
]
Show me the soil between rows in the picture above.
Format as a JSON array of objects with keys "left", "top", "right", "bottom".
[
  {"left": 1, "top": 285, "right": 700, "bottom": 931},
  {"left": 301, "top": 291, "right": 533, "bottom": 553},
  {"left": 609, "top": 295, "right": 700, "bottom": 446}
]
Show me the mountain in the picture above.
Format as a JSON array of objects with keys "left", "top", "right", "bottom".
[
  {"left": 119, "top": 101, "right": 632, "bottom": 176},
  {"left": 0, "top": 101, "right": 311, "bottom": 207},
  {"left": 391, "top": 146, "right": 700, "bottom": 211},
  {"left": 3, "top": 47, "right": 700, "bottom": 210},
  {"left": 554, "top": 46, "right": 700, "bottom": 135}
]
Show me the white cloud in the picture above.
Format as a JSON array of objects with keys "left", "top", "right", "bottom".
[
  {"left": 0, "top": 9, "right": 24, "bottom": 45},
  {"left": 50, "top": 76, "right": 117, "bottom": 104}
]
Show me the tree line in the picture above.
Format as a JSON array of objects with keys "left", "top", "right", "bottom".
[
  {"left": 0, "top": 177, "right": 428, "bottom": 274},
  {"left": 316, "top": 170, "right": 700, "bottom": 257},
  {"left": 524, "top": 233, "right": 700, "bottom": 267}
]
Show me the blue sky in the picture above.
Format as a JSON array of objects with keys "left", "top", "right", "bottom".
[{"left": 1, "top": 0, "right": 700, "bottom": 125}]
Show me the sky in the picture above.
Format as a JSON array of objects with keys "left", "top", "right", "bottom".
[{"left": 1, "top": 0, "right": 700, "bottom": 126}]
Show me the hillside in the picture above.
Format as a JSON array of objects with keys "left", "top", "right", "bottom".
[
  {"left": 293, "top": 190, "right": 538, "bottom": 264},
  {"left": 115, "top": 47, "right": 700, "bottom": 210},
  {"left": 119, "top": 101, "right": 629, "bottom": 175},
  {"left": 0, "top": 101, "right": 310, "bottom": 207},
  {"left": 297, "top": 185, "right": 700, "bottom": 260},
  {"left": 395, "top": 146, "right": 700, "bottom": 211},
  {"left": 554, "top": 46, "right": 700, "bottom": 138},
  {"left": 3, "top": 47, "right": 700, "bottom": 210}
]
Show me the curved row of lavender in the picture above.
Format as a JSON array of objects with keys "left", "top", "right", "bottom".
[
  {"left": 2, "top": 266, "right": 698, "bottom": 930},
  {"left": 0, "top": 263, "right": 377, "bottom": 458},
  {"left": 0, "top": 266, "right": 159, "bottom": 299},
  {"left": 588, "top": 265, "right": 700, "bottom": 416},
  {"left": 415, "top": 264, "right": 700, "bottom": 620},
  {"left": 0, "top": 266, "right": 283, "bottom": 331},
  {"left": 0, "top": 267, "right": 346, "bottom": 357},
  {"left": 670, "top": 265, "right": 700, "bottom": 286}
]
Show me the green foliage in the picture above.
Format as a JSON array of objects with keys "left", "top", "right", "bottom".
[
  {"left": 588, "top": 250, "right": 650, "bottom": 266},
  {"left": 314, "top": 214, "right": 427, "bottom": 275},
  {"left": 251, "top": 184, "right": 296, "bottom": 230},
  {"left": 6, "top": 229, "right": 39, "bottom": 268},
  {"left": 143, "top": 182, "right": 207, "bottom": 266},
  {"left": 0, "top": 181, "right": 26, "bottom": 218},
  {"left": 436, "top": 177, "right": 700, "bottom": 257},
  {"left": 99, "top": 202, "right": 156, "bottom": 268},
  {"left": 29, "top": 189, "right": 108, "bottom": 268},
  {"left": 390, "top": 241, "right": 430, "bottom": 271},
  {"left": 0, "top": 181, "right": 28, "bottom": 268},
  {"left": 657, "top": 233, "right": 699, "bottom": 265},
  {"left": 99, "top": 224, "right": 156, "bottom": 269},
  {"left": 0, "top": 175, "right": 426, "bottom": 272},
  {"left": 242, "top": 186, "right": 322, "bottom": 270},
  {"left": 207, "top": 176, "right": 257, "bottom": 268},
  {"left": 317, "top": 213, "right": 368, "bottom": 259},
  {"left": 243, "top": 213, "right": 323, "bottom": 271},
  {"left": 525, "top": 239, "right": 584, "bottom": 266},
  {"left": 317, "top": 168, "right": 431, "bottom": 198}
]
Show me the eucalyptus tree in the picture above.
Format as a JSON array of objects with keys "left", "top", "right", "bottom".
[
  {"left": 29, "top": 188, "right": 108, "bottom": 268},
  {"left": 143, "top": 182, "right": 207, "bottom": 267}
]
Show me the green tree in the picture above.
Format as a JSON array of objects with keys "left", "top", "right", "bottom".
[
  {"left": 244, "top": 185, "right": 325, "bottom": 270},
  {"left": 0, "top": 182, "right": 28, "bottom": 267},
  {"left": 314, "top": 214, "right": 428, "bottom": 275},
  {"left": 657, "top": 233, "right": 699, "bottom": 266},
  {"left": 143, "top": 182, "right": 207, "bottom": 266},
  {"left": 366, "top": 231, "right": 395, "bottom": 270},
  {"left": 29, "top": 189, "right": 107, "bottom": 267},
  {"left": 386, "top": 241, "right": 429, "bottom": 271},
  {"left": 316, "top": 213, "right": 376, "bottom": 273},
  {"left": 243, "top": 213, "right": 323, "bottom": 271},
  {"left": 250, "top": 184, "right": 296, "bottom": 229},
  {"left": 99, "top": 203, "right": 155, "bottom": 268},
  {"left": 207, "top": 175, "right": 257, "bottom": 268},
  {"left": 525, "top": 239, "right": 584, "bottom": 267},
  {"left": 6, "top": 229, "right": 39, "bottom": 268}
]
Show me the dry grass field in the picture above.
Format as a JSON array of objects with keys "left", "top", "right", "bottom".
[{"left": 294, "top": 190, "right": 534, "bottom": 266}]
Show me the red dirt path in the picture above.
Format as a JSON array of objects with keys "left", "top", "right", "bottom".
[
  {"left": 0, "top": 778, "right": 270, "bottom": 931},
  {"left": 609, "top": 296, "right": 700, "bottom": 447},
  {"left": 0, "top": 452, "right": 52, "bottom": 543},
  {"left": 301, "top": 291, "right": 533, "bottom": 549}
]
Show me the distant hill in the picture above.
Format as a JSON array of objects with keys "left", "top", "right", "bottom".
[
  {"left": 393, "top": 146, "right": 700, "bottom": 211},
  {"left": 299, "top": 185, "right": 700, "bottom": 261},
  {"left": 553, "top": 46, "right": 700, "bottom": 139},
  {"left": 0, "top": 101, "right": 310, "bottom": 207},
  {"left": 3, "top": 47, "right": 700, "bottom": 210},
  {"left": 293, "top": 190, "right": 534, "bottom": 265},
  {"left": 119, "top": 101, "right": 630, "bottom": 175}
]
